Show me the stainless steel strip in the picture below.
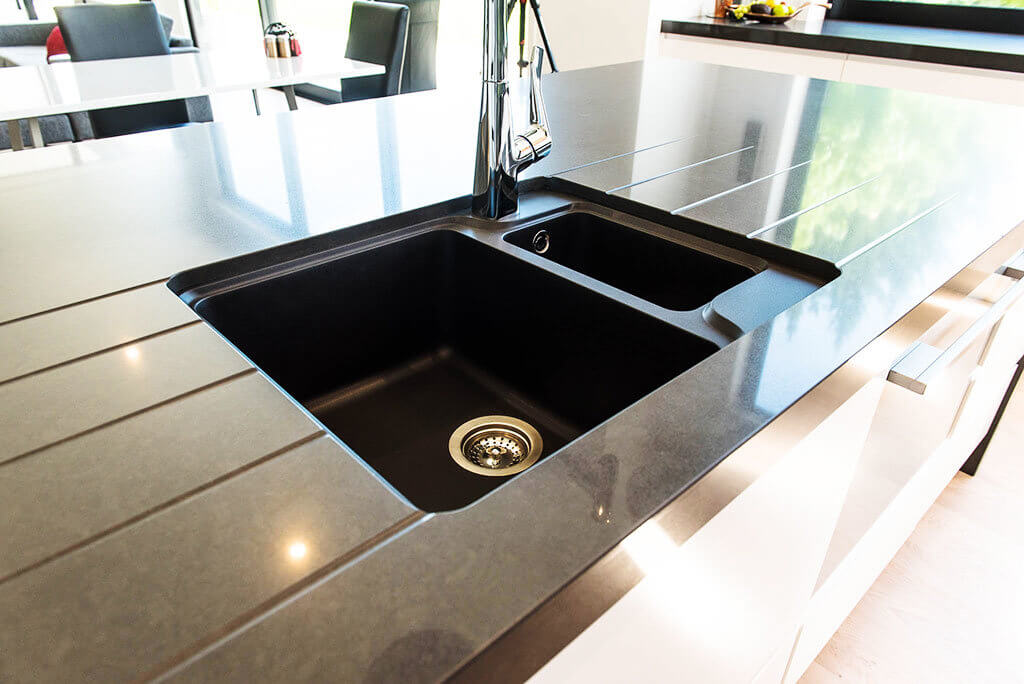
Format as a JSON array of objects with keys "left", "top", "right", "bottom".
[
  {"left": 604, "top": 146, "right": 753, "bottom": 195},
  {"left": 836, "top": 195, "right": 956, "bottom": 269},
  {"left": 552, "top": 135, "right": 698, "bottom": 176},
  {"left": 746, "top": 175, "right": 881, "bottom": 238},
  {"left": 671, "top": 159, "right": 814, "bottom": 215}
]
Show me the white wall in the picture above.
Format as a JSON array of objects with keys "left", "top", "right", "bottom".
[
  {"left": 437, "top": 0, "right": 483, "bottom": 87},
  {"left": 151, "top": 0, "right": 189, "bottom": 37},
  {"left": 523, "top": 0, "right": 653, "bottom": 72},
  {"left": 434, "top": 0, "right": 658, "bottom": 88},
  {"left": 645, "top": 0, "right": 704, "bottom": 56}
]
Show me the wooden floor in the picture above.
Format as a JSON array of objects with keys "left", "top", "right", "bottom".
[{"left": 802, "top": 381, "right": 1024, "bottom": 683}]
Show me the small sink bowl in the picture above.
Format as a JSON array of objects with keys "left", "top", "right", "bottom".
[
  {"left": 190, "top": 229, "right": 717, "bottom": 512},
  {"left": 505, "top": 211, "right": 758, "bottom": 311}
]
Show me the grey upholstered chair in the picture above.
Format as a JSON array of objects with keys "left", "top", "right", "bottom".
[
  {"left": 55, "top": 3, "right": 197, "bottom": 138},
  {"left": 341, "top": 1, "right": 409, "bottom": 103},
  {"left": 0, "top": 13, "right": 208, "bottom": 149}
]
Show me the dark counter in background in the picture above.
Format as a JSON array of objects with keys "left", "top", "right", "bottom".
[{"left": 661, "top": 16, "right": 1024, "bottom": 73}]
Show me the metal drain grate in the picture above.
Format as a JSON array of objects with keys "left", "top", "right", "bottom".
[{"left": 449, "top": 416, "right": 543, "bottom": 477}]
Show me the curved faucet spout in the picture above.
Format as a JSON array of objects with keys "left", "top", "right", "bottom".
[{"left": 472, "top": 0, "right": 552, "bottom": 219}]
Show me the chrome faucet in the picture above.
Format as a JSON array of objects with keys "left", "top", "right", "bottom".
[{"left": 472, "top": 0, "right": 553, "bottom": 219}]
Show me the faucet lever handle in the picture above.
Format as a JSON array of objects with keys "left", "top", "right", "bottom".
[
  {"left": 514, "top": 44, "right": 552, "bottom": 167},
  {"left": 528, "top": 46, "right": 547, "bottom": 127}
]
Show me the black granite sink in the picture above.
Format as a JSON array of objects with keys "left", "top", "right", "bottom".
[
  {"left": 505, "top": 212, "right": 757, "bottom": 311},
  {"left": 190, "top": 229, "right": 717, "bottom": 511},
  {"left": 172, "top": 188, "right": 837, "bottom": 511}
]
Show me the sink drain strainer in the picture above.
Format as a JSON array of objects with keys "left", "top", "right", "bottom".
[{"left": 449, "top": 416, "right": 543, "bottom": 477}]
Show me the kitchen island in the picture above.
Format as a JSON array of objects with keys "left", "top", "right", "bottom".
[{"left": 1, "top": 59, "right": 1022, "bottom": 682}]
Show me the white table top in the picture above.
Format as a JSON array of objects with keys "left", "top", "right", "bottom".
[{"left": 0, "top": 49, "right": 384, "bottom": 121}]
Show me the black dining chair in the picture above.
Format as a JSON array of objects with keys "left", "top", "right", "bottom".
[
  {"left": 55, "top": 3, "right": 194, "bottom": 139},
  {"left": 341, "top": 1, "right": 409, "bottom": 103},
  {"left": 394, "top": 0, "right": 438, "bottom": 94}
]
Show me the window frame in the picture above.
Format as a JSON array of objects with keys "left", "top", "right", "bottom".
[{"left": 829, "top": 0, "right": 1024, "bottom": 34}]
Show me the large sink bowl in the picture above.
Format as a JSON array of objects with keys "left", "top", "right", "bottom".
[{"left": 189, "top": 229, "right": 718, "bottom": 511}]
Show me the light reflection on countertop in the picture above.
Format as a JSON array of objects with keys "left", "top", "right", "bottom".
[{"left": 287, "top": 540, "right": 308, "bottom": 561}]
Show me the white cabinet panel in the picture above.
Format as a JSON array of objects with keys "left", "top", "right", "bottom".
[
  {"left": 529, "top": 383, "right": 881, "bottom": 684},
  {"left": 841, "top": 55, "right": 1024, "bottom": 107},
  {"left": 785, "top": 252, "right": 1024, "bottom": 683},
  {"left": 659, "top": 34, "right": 847, "bottom": 81},
  {"left": 753, "top": 631, "right": 800, "bottom": 684},
  {"left": 954, "top": 272, "right": 1024, "bottom": 456},
  {"left": 982, "top": 272, "right": 1024, "bottom": 370}
]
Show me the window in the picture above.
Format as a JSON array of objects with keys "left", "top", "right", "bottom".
[
  {"left": 1, "top": 0, "right": 28, "bottom": 22},
  {"left": 831, "top": 0, "right": 1024, "bottom": 33}
]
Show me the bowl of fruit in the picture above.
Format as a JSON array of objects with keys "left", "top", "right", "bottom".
[{"left": 726, "top": 1, "right": 830, "bottom": 23}]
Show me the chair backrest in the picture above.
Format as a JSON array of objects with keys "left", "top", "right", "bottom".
[
  {"left": 393, "top": 0, "right": 438, "bottom": 94},
  {"left": 56, "top": 3, "right": 170, "bottom": 61},
  {"left": 342, "top": 0, "right": 409, "bottom": 102},
  {"left": 157, "top": 14, "right": 175, "bottom": 42},
  {"left": 55, "top": 3, "right": 189, "bottom": 138}
]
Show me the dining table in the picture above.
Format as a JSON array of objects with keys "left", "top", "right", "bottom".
[{"left": 0, "top": 48, "right": 385, "bottom": 151}]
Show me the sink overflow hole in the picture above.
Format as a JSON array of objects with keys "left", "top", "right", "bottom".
[{"left": 532, "top": 230, "right": 550, "bottom": 254}]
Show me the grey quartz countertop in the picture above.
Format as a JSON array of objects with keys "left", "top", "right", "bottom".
[{"left": 2, "top": 59, "right": 1024, "bottom": 682}]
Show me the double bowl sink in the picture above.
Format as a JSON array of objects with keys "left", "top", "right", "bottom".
[{"left": 171, "top": 191, "right": 834, "bottom": 512}]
